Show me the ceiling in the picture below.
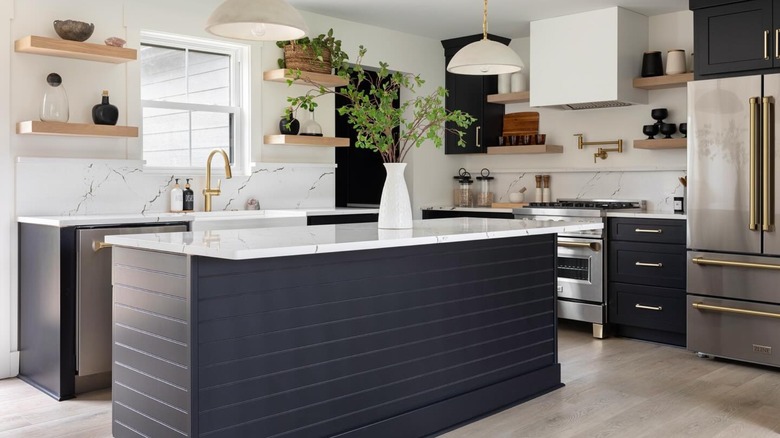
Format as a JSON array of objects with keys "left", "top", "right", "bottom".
[{"left": 287, "top": 0, "right": 689, "bottom": 40}]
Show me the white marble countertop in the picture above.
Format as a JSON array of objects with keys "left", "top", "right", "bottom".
[
  {"left": 105, "top": 218, "right": 604, "bottom": 261},
  {"left": 17, "top": 207, "right": 379, "bottom": 228},
  {"left": 423, "top": 206, "right": 514, "bottom": 213}
]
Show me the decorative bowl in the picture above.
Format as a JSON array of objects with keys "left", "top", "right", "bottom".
[
  {"left": 53, "top": 20, "right": 94, "bottom": 42},
  {"left": 651, "top": 108, "right": 668, "bottom": 125},
  {"left": 660, "top": 123, "right": 677, "bottom": 139},
  {"left": 642, "top": 124, "right": 659, "bottom": 139},
  {"left": 104, "top": 37, "right": 126, "bottom": 48},
  {"left": 679, "top": 123, "right": 688, "bottom": 138}
]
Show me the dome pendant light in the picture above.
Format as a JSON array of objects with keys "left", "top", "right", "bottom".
[
  {"left": 206, "top": 0, "right": 309, "bottom": 41},
  {"left": 447, "top": 0, "right": 524, "bottom": 75}
]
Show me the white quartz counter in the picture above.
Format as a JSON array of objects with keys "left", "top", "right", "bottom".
[
  {"left": 105, "top": 218, "right": 603, "bottom": 260},
  {"left": 17, "top": 207, "right": 378, "bottom": 228}
]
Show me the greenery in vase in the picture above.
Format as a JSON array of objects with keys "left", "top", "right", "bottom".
[
  {"left": 284, "top": 46, "right": 476, "bottom": 163},
  {"left": 276, "top": 28, "right": 349, "bottom": 71}
]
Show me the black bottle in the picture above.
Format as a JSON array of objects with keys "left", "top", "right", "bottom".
[
  {"left": 279, "top": 114, "right": 300, "bottom": 135},
  {"left": 92, "top": 90, "right": 119, "bottom": 125},
  {"left": 183, "top": 178, "right": 194, "bottom": 211}
]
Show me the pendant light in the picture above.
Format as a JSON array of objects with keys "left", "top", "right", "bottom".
[
  {"left": 206, "top": 0, "right": 309, "bottom": 41},
  {"left": 447, "top": 0, "right": 524, "bottom": 75}
]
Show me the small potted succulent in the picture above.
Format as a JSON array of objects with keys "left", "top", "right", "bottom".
[{"left": 276, "top": 28, "right": 349, "bottom": 74}]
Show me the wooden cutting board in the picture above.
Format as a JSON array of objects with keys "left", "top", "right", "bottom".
[
  {"left": 492, "top": 202, "right": 528, "bottom": 209},
  {"left": 503, "top": 112, "right": 539, "bottom": 135}
]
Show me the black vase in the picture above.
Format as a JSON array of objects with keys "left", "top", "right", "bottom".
[
  {"left": 641, "top": 51, "right": 664, "bottom": 77},
  {"left": 92, "top": 90, "right": 118, "bottom": 125},
  {"left": 279, "top": 116, "right": 300, "bottom": 135}
]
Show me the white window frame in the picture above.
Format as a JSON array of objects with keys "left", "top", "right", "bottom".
[{"left": 139, "top": 30, "right": 251, "bottom": 176}]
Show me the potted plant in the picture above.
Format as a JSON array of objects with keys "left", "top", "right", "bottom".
[
  {"left": 285, "top": 45, "right": 475, "bottom": 229},
  {"left": 276, "top": 28, "right": 349, "bottom": 74}
]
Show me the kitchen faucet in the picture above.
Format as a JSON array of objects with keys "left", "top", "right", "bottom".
[{"left": 203, "top": 149, "right": 232, "bottom": 212}]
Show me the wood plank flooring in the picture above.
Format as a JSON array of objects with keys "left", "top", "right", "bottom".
[{"left": 1, "top": 323, "right": 778, "bottom": 437}]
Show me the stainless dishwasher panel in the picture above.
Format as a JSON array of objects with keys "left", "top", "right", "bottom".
[{"left": 76, "top": 224, "right": 187, "bottom": 376}]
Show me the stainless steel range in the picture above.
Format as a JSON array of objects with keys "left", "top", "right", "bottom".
[{"left": 513, "top": 199, "right": 646, "bottom": 338}]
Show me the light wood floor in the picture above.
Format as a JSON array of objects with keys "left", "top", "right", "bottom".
[{"left": 1, "top": 324, "right": 779, "bottom": 437}]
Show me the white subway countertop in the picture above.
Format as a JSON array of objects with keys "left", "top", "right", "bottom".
[
  {"left": 105, "top": 218, "right": 604, "bottom": 261},
  {"left": 17, "top": 207, "right": 379, "bottom": 228}
]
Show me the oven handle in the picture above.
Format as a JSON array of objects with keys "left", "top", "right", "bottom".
[
  {"left": 557, "top": 241, "right": 601, "bottom": 252},
  {"left": 692, "top": 302, "right": 780, "bottom": 319}
]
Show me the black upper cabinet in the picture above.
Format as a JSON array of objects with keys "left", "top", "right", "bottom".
[
  {"left": 692, "top": 0, "right": 778, "bottom": 78},
  {"left": 441, "top": 35, "right": 509, "bottom": 154}
]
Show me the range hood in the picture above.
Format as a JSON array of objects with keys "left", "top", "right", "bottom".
[{"left": 529, "top": 7, "right": 648, "bottom": 110}]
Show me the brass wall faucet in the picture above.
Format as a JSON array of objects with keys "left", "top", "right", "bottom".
[
  {"left": 574, "top": 134, "right": 623, "bottom": 163},
  {"left": 203, "top": 149, "right": 233, "bottom": 212}
]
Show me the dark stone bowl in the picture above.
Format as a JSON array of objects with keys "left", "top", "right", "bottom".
[
  {"left": 53, "top": 20, "right": 94, "bottom": 42},
  {"left": 643, "top": 124, "right": 660, "bottom": 140}
]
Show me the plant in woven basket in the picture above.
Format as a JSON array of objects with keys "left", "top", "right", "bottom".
[
  {"left": 276, "top": 28, "right": 348, "bottom": 74},
  {"left": 284, "top": 46, "right": 475, "bottom": 163}
]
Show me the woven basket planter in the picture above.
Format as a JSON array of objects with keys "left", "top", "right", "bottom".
[{"left": 284, "top": 44, "right": 332, "bottom": 74}]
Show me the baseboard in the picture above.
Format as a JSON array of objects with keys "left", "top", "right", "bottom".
[{"left": 0, "top": 351, "right": 19, "bottom": 379}]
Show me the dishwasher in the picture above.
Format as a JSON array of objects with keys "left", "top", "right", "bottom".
[{"left": 75, "top": 224, "right": 187, "bottom": 379}]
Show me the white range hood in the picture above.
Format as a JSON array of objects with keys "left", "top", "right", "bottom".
[{"left": 530, "top": 7, "right": 648, "bottom": 110}]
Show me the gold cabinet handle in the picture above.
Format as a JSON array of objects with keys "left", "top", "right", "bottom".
[
  {"left": 634, "top": 228, "right": 662, "bottom": 234},
  {"left": 557, "top": 241, "right": 601, "bottom": 251},
  {"left": 635, "top": 262, "right": 663, "bottom": 268},
  {"left": 635, "top": 304, "right": 663, "bottom": 311},
  {"left": 763, "top": 96, "right": 774, "bottom": 232},
  {"left": 475, "top": 126, "right": 481, "bottom": 148},
  {"left": 692, "top": 256, "right": 780, "bottom": 271},
  {"left": 750, "top": 97, "right": 760, "bottom": 231},
  {"left": 776, "top": 29, "right": 780, "bottom": 59},
  {"left": 92, "top": 241, "right": 112, "bottom": 252},
  {"left": 692, "top": 302, "right": 780, "bottom": 319},
  {"left": 765, "top": 30, "right": 771, "bottom": 60}
]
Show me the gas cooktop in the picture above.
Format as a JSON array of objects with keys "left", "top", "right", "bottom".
[{"left": 527, "top": 199, "right": 645, "bottom": 210}]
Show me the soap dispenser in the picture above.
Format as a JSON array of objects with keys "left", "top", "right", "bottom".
[
  {"left": 183, "top": 178, "right": 194, "bottom": 211},
  {"left": 170, "top": 178, "right": 183, "bottom": 212}
]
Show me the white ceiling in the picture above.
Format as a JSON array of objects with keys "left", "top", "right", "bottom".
[{"left": 287, "top": 0, "right": 689, "bottom": 40}]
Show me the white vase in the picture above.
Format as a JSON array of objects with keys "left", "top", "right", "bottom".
[
  {"left": 498, "top": 73, "right": 511, "bottom": 94},
  {"left": 378, "top": 163, "right": 413, "bottom": 229},
  {"left": 510, "top": 71, "right": 526, "bottom": 92}
]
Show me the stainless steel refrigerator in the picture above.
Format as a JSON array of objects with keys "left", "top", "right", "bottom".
[{"left": 687, "top": 74, "right": 780, "bottom": 368}]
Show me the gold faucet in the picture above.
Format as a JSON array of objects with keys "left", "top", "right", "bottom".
[{"left": 203, "top": 149, "right": 232, "bottom": 212}]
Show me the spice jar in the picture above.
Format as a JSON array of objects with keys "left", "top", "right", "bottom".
[
  {"left": 535, "top": 175, "right": 543, "bottom": 203},
  {"left": 542, "top": 175, "right": 551, "bottom": 203},
  {"left": 476, "top": 168, "right": 494, "bottom": 207}
]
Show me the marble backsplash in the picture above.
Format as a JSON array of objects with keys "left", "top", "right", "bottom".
[
  {"left": 16, "top": 158, "right": 336, "bottom": 217},
  {"left": 472, "top": 169, "right": 687, "bottom": 212}
]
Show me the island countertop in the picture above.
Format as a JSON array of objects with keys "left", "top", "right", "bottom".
[{"left": 105, "top": 217, "right": 603, "bottom": 260}]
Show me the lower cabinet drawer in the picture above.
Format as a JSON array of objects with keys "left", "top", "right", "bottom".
[
  {"left": 609, "top": 241, "right": 686, "bottom": 288},
  {"left": 609, "top": 282, "right": 685, "bottom": 333}
]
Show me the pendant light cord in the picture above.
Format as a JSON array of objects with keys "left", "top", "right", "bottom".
[{"left": 482, "top": 0, "right": 488, "bottom": 40}]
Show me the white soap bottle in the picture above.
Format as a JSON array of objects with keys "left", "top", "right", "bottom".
[{"left": 170, "top": 178, "right": 184, "bottom": 212}]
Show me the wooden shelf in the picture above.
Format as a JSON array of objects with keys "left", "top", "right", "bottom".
[
  {"left": 17, "top": 121, "right": 138, "bottom": 137},
  {"left": 14, "top": 35, "right": 137, "bottom": 63},
  {"left": 487, "top": 91, "right": 530, "bottom": 104},
  {"left": 263, "top": 69, "right": 348, "bottom": 87},
  {"left": 487, "top": 144, "right": 563, "bottom": 155},
  {"left": 633, "top": 138, "right": 687, "bottom": 149},
  {"left": 633, "top": 73, "right": 693, "bottom": 90},
  {"left": 264, "top": 134, "right": 349, "bottom": 147}
]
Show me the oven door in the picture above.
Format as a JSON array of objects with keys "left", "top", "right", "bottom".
[{"left": 557, "top": 236, "right": 603, "bottom": 303}]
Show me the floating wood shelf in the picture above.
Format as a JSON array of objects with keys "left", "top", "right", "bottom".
[
  {"left": 264, "top": 134, "right": 349, "bottom": 147},
  {"left": 633, "top": 138, "right": 687, "bottom": 149},
  {"left": 487, "top": 144, "right": 563, "bottom": 155},
  {"left": 17, "top": 121, "right": 138, "bottom": 137},
  {"left": 263, "top": 69, "right": 348, "bottom": 87},
  {"left": 633, "top": 73, "right": 694, "bottom": 90},
  {"left": 14, "top": 35, "right": 137, "bottom": 63},
  {"left": 487, "top": 91, "right": 530, "bottom": 104}
]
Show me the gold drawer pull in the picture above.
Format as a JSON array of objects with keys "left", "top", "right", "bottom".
[
  {"left": 635, "top": 304, "right": 663, "bottom": 311},
  {"left": 635, "top": 262, "right": 663, "bottom": 268},
  {"left": 692, "top": 257, "right": 780, "bottom": 271},
  {"left": 634, "top": 228, "right": 662, "bottom": 234},
  {"left": 692, "top": 302, "right": 780, "bottom": 319},
  {"left": 92, "top": 241, "right": 113, "bottom": 252},
  {"left": 557, "top": 241, "right": 601, "bottom": 251}
]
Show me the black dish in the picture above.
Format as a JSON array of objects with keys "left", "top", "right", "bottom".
[
  {"left": 651, "top": 108, "right": 668, "bottom": 127},
  {"left": 642, "top": 124, "right": 660, "bottom": 139},
  {"left": 660, "top": 123, "right": 677, "bottom": 139},
  {"left": 679, "top": 123, "right": 687, "bottom": 138}
]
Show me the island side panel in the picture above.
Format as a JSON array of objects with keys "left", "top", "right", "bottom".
[
  {"left": 193, "top": 234, "right": 559, "bottom": 438},
  {"left": 111, "top": 247, "right": 192, "bottom": 438}
]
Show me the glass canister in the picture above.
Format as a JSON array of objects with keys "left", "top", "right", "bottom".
[
  {"left": 40, "top": 72, "right": 69, "bottom": 122},
  {"left": 299, "top": 108, "right": 323, "bottom": 136},
  {"left": 453, "top": 168, "right": 474, "bottom": 207},
  {"left": 476, "top": 168, "right": 494, "bottom": 207}
]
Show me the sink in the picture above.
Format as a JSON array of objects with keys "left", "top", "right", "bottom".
[{"left": 184, "top": 210, "right": 307, "bottom": 231}]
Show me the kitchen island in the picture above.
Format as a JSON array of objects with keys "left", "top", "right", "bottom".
[{"left": 105, "top": 218, "right": 602, "bottom": 438}]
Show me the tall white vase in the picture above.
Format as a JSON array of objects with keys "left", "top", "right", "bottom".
[{"left": 378, "top": 163, "right": 413, "bottom": 229}]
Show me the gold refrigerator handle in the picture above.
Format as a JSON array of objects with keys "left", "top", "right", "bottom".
[
  {"left": 750, "top": 97, "right": 760, "bottom": 231},
  {"left": 763, "top": 96, "right": 774, "bottom": 232},
  {"left": 692, "top": 302, "right": 780, "bottom": 319},
  {"left": 692, "top": 256, "right": 780, "bottom": 271}
]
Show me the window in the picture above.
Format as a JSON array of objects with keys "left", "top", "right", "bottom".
[{"left": 140, "top": 31, "right": 249, "bottom": 173}]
